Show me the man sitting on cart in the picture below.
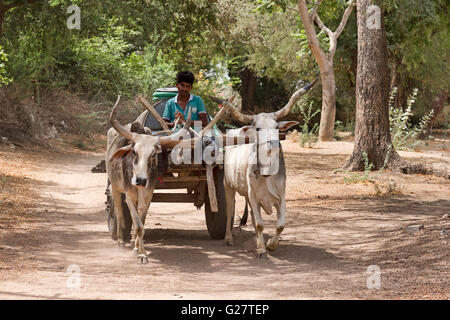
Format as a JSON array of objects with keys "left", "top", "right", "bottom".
[{"left": 162, "top": 71, "right": 208, "bottom": 132}]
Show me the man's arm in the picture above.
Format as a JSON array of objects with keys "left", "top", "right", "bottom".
[
  {"left": 197, "top": 97, "right": 208, "bottom": 128},
  {"left": 164, "top": 111, "right": 186, "bottom": 128},
  {"left": 164, "top": 118, "right": 175, "bottom": 128},
  {"left": 162, "top": 101, "right": 176, "bottom": 128},
  {"left": 198, "top": 113, "right": 208, "bottom": 128}
]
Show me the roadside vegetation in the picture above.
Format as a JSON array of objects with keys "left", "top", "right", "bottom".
[{"left": 0, "top": 1, "right": 447, "bottom": 151}]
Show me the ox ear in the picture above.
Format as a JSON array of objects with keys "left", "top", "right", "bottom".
[
  {"left": 241, "top": 126, "right": 252, "bottom": 134},
  {"left": 111, "top": 145, "right": 133, "bottom": 160},
  {"left": 154, "top": 143, "right": 162, "bottom": 154},
  {"left": 277, "top": 121, "right": 299, "bottom": 132},
  {"left": 130, "top": 122, "right": 146, "bottom": 134}
]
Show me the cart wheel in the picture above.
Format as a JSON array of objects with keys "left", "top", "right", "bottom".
[
  {"left": 106, "top": 181, "right": 132, "bottom": 242},
  {"left": 204, "top": 167, "right": 234, "bottom": 239}
]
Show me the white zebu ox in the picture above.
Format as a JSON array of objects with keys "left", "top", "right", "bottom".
[
  {"left": 211, "top": 80, "right": 316, "bottom": 258},
  {"left": 106, "top": 96, "right": 225, "bottom": 263},
  {"left": 106, "top": 96, "right": 194, "bottom": 263}
]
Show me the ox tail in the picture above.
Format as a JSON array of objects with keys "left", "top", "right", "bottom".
[{"left": 240, "top": 198, "right": 249, "bottom": 227}]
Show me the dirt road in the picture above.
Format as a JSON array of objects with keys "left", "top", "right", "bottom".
[{"left": 0, "top": 141, "right": 448, "bottom": 299}]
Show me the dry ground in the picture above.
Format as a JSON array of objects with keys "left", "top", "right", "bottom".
[{"left": 0, "top": 137, "right": 448, "bottom": 300}]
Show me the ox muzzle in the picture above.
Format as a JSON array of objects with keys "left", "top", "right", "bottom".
[{"left": 257, "top": 130, "right": 281, "bottom": 177}]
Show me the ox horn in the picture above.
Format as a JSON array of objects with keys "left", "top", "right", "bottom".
[
  {"left": 208, "top": 95, "right": 254, "bottom": 124},
  {"left": 273, "top": 78, "right": 318, "bottom": 120},
  {"left": 199, "top": 95, "right": 233, "bottom": 135},
  {"left": 110, "top": 95, "right": 134, "bottom": 141},
  {"left": 137, "top": 95, "right": 171, "bottom": 132},
  {"left": 159, "top": 106, "right": 192, "bottom": 147}
]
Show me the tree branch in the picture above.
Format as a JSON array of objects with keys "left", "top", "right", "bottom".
[
  {"left": 298, "top": 0, "right": 330, "bottom": 68},
  {"left": 329, "top": 34, "right": 337, "bottom": 61},
  {"left": 312, "top": 0, "right": 355, "bottom": 61},
  {"left": 314, "top": 14, "right": 333, "bottom": 38},
  {"left": 309, "top": 0, "right": 323, "bottom": 19},
  {"left": 335, "top": 0, "right": 355, "bottom": 39},
  {"left": 286, "top": 7, "right": 299, "bottom": 13},
  {"left": 0, "top": 0, "right": 39, "bottom": 38}
]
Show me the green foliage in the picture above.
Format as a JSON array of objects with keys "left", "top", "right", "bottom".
[
  {"left": 71, "top": 36, "right": 133, "bottom": 97},
  {"left": 380, "top": 144, "right": 392, "bottom": 172},
  {"left": 71, "top": 110, "right": 106, "bottom": 149},
  {"left": 343, "top": 151, "right": 375, "bottom": 184},
  {"left": 389, "top": 88, "right": 434, "bottom": 150},
  {"left": 341, "top": 147, "right": 402, "bottom": 195},
  {"left": 192, "top": 66, "right": 233, "bottom": 116},
  {"left": 74, "top": 111, "right": 105, "bottom": 138},
  {"left": 1, "top": 0, "right": 220, "bottom": 99},
  {"left": 362, "top": 151, "right": 374, "bottom": 181},
  {"left": 385, "top": 0, "right": 449, "bottom": 117},
  {"left": 296, "top": 101, "right": 320, "bottom": 148},
  {"left": 0, "top": 0, "right": 447, "bottom": 139},
  {"left": 139, "top": 47, "right": 178, "bottom": 98},
  {"left": 0, "top": 46, "right": 11, "bottom": 86},
  {"left": 230, "top": 0, "right": 318, "bottom": 87},
  {"left": 334, "top": 120, "right": 344, "bottom": 140},
  {"left": 65, "top": 35, "right": 176, "bottom": 99}
]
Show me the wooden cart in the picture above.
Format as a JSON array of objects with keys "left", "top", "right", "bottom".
[
  {"left": 93, "top": 92, "right": 285, "bottom": 242},
  {"left": 98, "top": 96, "right": 231, "bottom": 241}
]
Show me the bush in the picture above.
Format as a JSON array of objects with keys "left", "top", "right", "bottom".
[
  {"left": 334, "top": 120, "right": 345, "bottom": 140},
  {"left": 192, "top": 66, "right": 235, "bottom": 115},
  {"left": 70, "top": 36, "right": 135, "bottom": 98},
  {"left": 139, "top": 47, "right": 178, "bottom": 99},
  {"left": 297, "top": 102, "right": 320, "bottom": 148},
  {"left": 0, "top": 46, "right": 11, "bottom": 86},
  {"left": 389, "top": 87, "right": 434, "bottom": 150}
]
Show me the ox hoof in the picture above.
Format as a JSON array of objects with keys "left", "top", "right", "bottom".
[
  {"left": 117, "top": 241, "right": 126, "bottom": 248},
  {"left": 137, "top": 255, "right": 148, "bottom": 264},
  {"left": 133, "top": 247, "right": 139, "bottom": 254},
  {"left": 266, "top": 239, "right": 278, "bottom": 251},
  {"left": 224, "top": 239, "right": 234, "bottom": 246},
  {"left": 256, "top": 251, "right": 267, "bottom": 259}
]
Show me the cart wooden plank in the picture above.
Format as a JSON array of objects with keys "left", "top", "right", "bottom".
[
  {"left": 155, "top": 181, "right": 200, "bottom": 189},
  {"left": 152, "top": 193, "right": 196, "bottom": 203},
  {"left": 161, "top": 176, "right": 207, "bottom": 182},
  {"left": 206, "top": 165, "right": 218, "bottom": 213}
]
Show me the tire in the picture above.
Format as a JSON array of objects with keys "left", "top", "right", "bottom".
[
  {"left": 204, "top": 167, "right": 234, "bottom": 239},
  {"left": 106, "top": 181, "right": 132, "bottom": 242}
]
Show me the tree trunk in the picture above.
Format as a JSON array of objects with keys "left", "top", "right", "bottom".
[
  {"left": 297, "top": 0, "right": 355, "bottom": 142},
  {"left": 318, "top": 61, "right": 336, "bottom": 141},
  {"left": 239, "top": 67, "right": 257, "bottom": 113},
  {"left": 345, "top": 0, "right": 401, "bottom": 171}
]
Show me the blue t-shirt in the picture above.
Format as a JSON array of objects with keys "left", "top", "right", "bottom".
[{"left": 162, "top": 94, "right": 207, "bottom": 123}]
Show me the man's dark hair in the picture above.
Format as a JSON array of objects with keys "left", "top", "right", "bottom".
[{"left": 176, "top": 71, "right": 195, "bottom": 85}]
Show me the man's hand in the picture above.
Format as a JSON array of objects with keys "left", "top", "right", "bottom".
[
  {"left": 198, "top": 113, "right": 208, "bottom": 128},
  {"left": 174, "top": 111, "right": 185, "bottom": 123}
]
